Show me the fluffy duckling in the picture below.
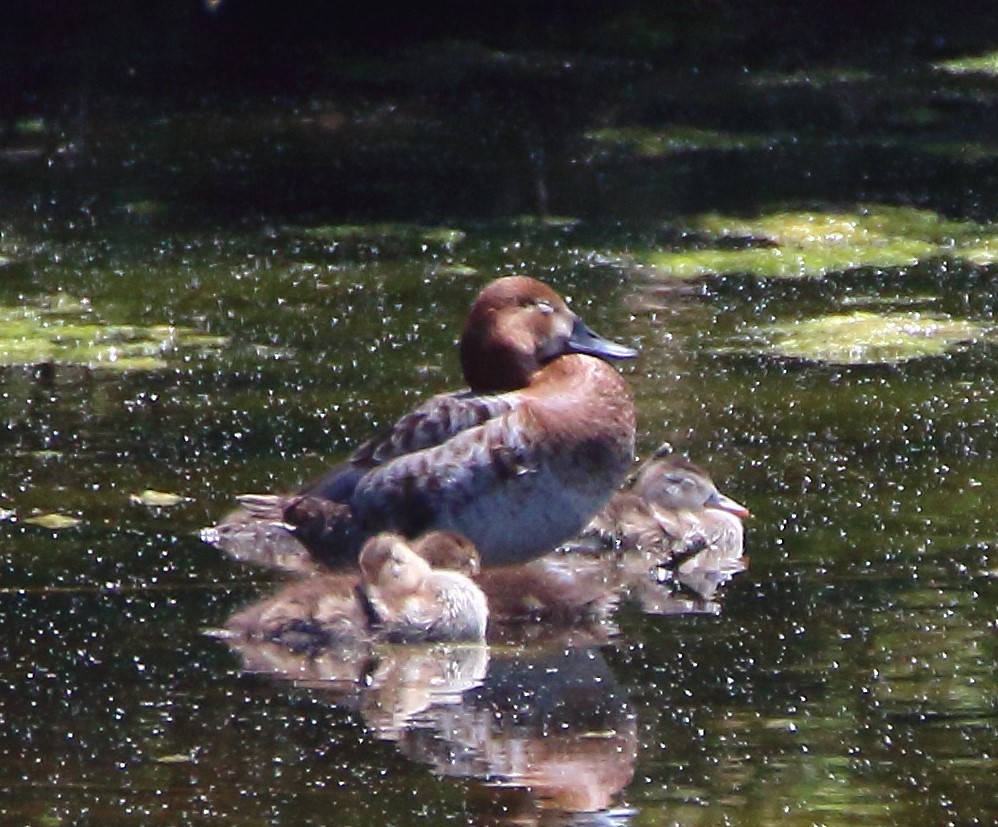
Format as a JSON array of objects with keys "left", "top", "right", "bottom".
[
  {"left": 476, "top": 454, "right": 749, "bottom": 621},
  {"left": 477, "top": 551, "right": 622, "bottom": 622},
  {"left": 586, "top": 453, "right": 750, "bottom": 556},
  {"left": 360, "top": 532, "right": 488, "bottom": 643},
  {"left": 222, "top": 531, "right": 487, "bottom": 651}
]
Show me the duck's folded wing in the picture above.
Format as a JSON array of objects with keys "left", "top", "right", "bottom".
[
  {"left": 299, "top": 391, "right": 519, "bottom": 504},
  {"left": 351, "top": 406, "right": 535, "bottom": 535},
  {"left": 352, "top": 390, "right": 519, "bottom": 467}
]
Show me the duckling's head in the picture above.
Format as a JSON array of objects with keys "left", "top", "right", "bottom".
[
  {"left": 634, "top": 455, "right": 751, "bottom": 517},
  {"left": 460, "top": 276, "right": 637, "bottom": 393},
  {"left": 413, "top": 530, "right": 481, "bottom": 577},
  {"left": 359, "top": 533, "right": 432, "bottom": 595}
]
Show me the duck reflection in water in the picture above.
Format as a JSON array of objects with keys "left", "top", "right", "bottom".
[
  {"left": 222, "top": 631, "right": 636, "bottom": 823},
  {"left": 215, "top": 452, "right": 747, "bottom": 823}
]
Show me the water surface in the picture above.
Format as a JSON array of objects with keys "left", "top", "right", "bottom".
[{"left": 1, "top": 29, "right": 997, "bottom": 827}]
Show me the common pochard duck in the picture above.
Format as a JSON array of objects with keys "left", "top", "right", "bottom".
[
  {"left": 209, "top": 276, "right": 638, "bottom": 568},
  {"left": 221, "top": 531, "right": 487, "bottom": 650}
]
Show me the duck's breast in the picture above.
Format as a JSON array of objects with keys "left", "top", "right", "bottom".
[
  {"left": 352, "top": 410, "right": 626, "bottom": 564},
  {"left": 443, "top": 459, "right": 618, "bottom": 564}
]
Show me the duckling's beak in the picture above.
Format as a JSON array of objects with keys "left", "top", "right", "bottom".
[
  {"left": 706, "top": 491, "right": 752, "bottom": 519},
  {"left": 567, "top": 318, "right": 638, "bottom": 360}
]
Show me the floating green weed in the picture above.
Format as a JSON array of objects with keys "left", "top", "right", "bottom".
[
  {"left": 919, "top": 140, "right": 998, "bottom": 162},
  {"left": 154, "top": 752, "right": 197, "bottom": 764},
  {"left": 14, "top": 117, "right": 47, "bottom": 135},
  {"left": 295, "top": 222, "right": 466, "bottom": 248},
  {"left": 642, "top": 205, "right": 998, "bottom": 279},
  {"left": 23, "top": 513, "right": 82, "bottom": 530},
  {"left": 432, "top": 263, "right": 479, "bottom": 277},
  {"left": 748, "top": 68, "right": 876, "bottom": 89},
  {"left": 741, "top": 311, "right": 988, "bottom": 365},
  {"left": 934, "top": 51, "right": 998, "bottom": 76},
  {"left": 955, "top": 237, "right": 998, "bottom": 265},
  {"left": 513, "top": 214, "right": 583, "bottom": 230},
  {"left": 644, "top": 242, "right": 933, "bottom": 280},
  {"left": 0, "top": 296, "right": 228, "bottom": 371},
  {"left": 120, "top": 200, "right": 166, "bottom": 217},
  {"left": 130, "top": 490, "right": 192, "bottom": 508},
  {"left": 688, "top": 206, "right": 983, "bottom": 246}
]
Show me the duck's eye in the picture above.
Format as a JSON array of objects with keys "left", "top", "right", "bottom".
[{"left": 535, "top": 300, "right": 554, "bottom": 315}]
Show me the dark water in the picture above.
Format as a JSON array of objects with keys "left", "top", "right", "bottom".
[{"left": 2, "top": 24, "right": 997, "bottom": 827}]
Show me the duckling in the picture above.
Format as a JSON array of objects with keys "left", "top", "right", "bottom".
[
  {"left": 221, "top": 531, "right": 487, "bottom": 651},
  {"left": 360, "top": 532, "right": 488, "bottom": 643},
  {"left": 476, "top": 454, "right": 749, "bottom": 621},
  {"left": 586, "top": 453, "right": 750, "bottom": 556}
]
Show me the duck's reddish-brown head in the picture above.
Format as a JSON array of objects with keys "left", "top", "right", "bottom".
[{"left": 459, "top": 276, "right": 637, "bottom": 393}]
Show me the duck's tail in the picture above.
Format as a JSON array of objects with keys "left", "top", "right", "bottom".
[
  {"left": 199, "top": 493, "right": 321, "bottom": 574},
  {"left": 235, "top": 492, "right": 292, "bottom": 523},
  {"left": 203, "top": 492, "right": 365, "bottom": 571}
]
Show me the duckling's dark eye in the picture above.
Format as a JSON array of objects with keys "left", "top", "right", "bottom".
[{"left": 535, "top": 300, "right": 554, "bottom": 315}]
